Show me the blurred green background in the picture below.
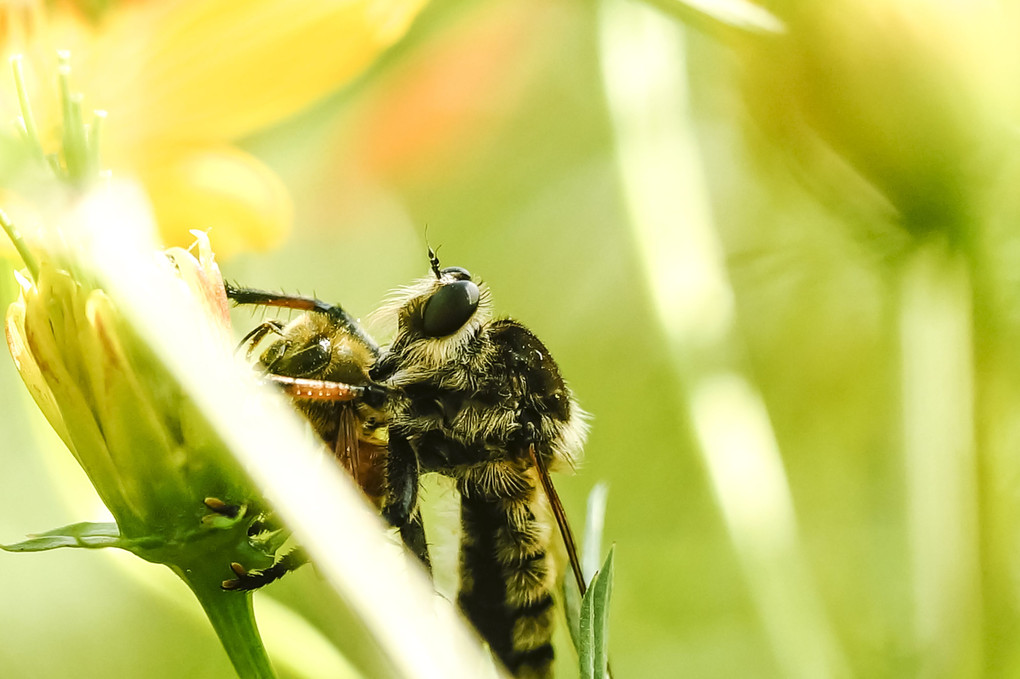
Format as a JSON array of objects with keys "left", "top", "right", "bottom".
[{"left": 6, "top": 0, "right": 1020, "bottom": 677}]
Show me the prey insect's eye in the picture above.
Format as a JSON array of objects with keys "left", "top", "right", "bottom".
[{"left": 423, "top": 280, "right": 480, "bottom": 337}]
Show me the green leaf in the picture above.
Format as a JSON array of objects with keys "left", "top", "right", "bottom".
[
  {"left": 1, "top": 521, "right": 122, "bottom": 551},
  {"left": 578, "top": 546, "right": 615, "bottom": 679}
]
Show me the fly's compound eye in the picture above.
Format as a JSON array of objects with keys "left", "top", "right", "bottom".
[
  {"left": 422, "top": 280, "right": 480, "bottom": 337},
  {"left": 441, "top": 266, "right": 472, "bottom": 281}
]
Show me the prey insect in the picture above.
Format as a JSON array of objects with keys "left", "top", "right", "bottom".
[
  {"left": 219, "top": 288, "right": 431, "bottom": 576},
  {"left": 224, "top": 249, "right": 589, "bottom": 679}
]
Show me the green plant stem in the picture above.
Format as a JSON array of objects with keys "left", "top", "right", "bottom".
[
  {"left": 1, "top": 209, "right": 40, "bottom": 281},
  {"left": 899, "top": 239, "right": 981, "bottom": 676},
  {"left": 176, "top": 565, "right": 277, "bottom": 679},
  {"left": 10, "top": 54, "right": 45, "bottom": 162}
]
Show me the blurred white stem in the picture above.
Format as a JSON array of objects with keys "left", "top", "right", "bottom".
[
  {"left": 899, "top": 242, "right": 982, "bottom": 676},
  {"left": 598, "top": 1, "right": 846, "bottom": 677}
]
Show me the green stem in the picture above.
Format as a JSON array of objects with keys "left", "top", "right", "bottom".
[
  {"left": 0, "top": 209, "right": 40, "bottom": 281},
  {"left": 176, "top": 566, "right": 277, "bottom": 679},
  {"left": 10, "top": 54, "right": 45, "bottom": 162},
  {"left": 899, "top": 238, "right": 982, "bottom": 676},
  {"left": 57, "top": 52, "right": 88, "bottom": 183}
]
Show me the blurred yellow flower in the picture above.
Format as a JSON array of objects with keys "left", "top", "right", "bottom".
[{"left": 1, "top": 0, "right": 428, "bottom": 254}]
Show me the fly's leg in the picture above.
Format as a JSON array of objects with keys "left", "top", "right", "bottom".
[
  {"left": 225, "top": 283, "right": 379, "bottom": 353},
  {"left": 237, "top": 320, "right": 285, "bottom": 357},
  {"left": 385, "top": 430, "right": 430, "bottom": 570},
  {"left": 202, "top": 498, "right": 307, "bottom": 591},
  {"left": 266, "top": 374, "right": 386, "bottom": 404},
  {"left": 222, "top": 549, "right": 309, "bottom": 591},
  {"left": 243, "top": 379, "right": 430, "bottom": 570},
  {"left": 401, "top": 509, "right": 431, "bottom": 572}
]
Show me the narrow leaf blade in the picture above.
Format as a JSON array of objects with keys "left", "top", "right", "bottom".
[
  {"left": 579, "top": 546, "right": 615, "bottom": 679},
  {"left": 2, "top": 521, "right": 123, "bottom": 551}
]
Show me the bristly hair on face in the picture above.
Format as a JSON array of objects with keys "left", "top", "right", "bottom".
[{"left": 368, "top": 257, "right": 493, "bottom": 345}]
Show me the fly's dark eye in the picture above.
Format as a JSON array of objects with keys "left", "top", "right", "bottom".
[
  {"left": 441, "top": 266, "right": 472, "bottom": 281},
  {"left": 422, "top": 280, "right": 479, "bottom": 337}
]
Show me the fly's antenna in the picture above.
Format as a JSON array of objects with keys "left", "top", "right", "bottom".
[
  {"left": 428, "top": 247, "right": 443, "bottom": 278},
  {"left": 425, "top": 227, "right": 442, "bottom": 278}
]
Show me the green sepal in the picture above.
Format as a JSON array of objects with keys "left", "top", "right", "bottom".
[
  {"left": 578, "top": 546, "right": 615, "bottom": 679},
  {"left": 1, "top": 521, "right": 123, "bottom": 551}
]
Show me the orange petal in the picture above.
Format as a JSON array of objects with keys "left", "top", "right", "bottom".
[
  {"left": 137, "top": 145, "right": 293, "bottom": 256},
  {"left": 83, "top": 0, "right": 428, "bottom": 149}
]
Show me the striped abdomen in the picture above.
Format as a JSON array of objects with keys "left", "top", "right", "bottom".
[{"left": 458, "top": 466, "right": 557, "bottom": 679}]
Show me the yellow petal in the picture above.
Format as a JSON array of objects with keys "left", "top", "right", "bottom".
[
  {"left": 5, "top": 294, "right": 73, "bottom": 450},
  {"left": 81, "top": 290, "right": 191, "bottom": 519},
  {"left": 85, "top": 0, "right": 428, "bottom": 149},
  {"left": 138, "top": 145, "right": 293, "bottom": 255}
]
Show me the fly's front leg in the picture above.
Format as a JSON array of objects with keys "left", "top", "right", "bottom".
[
  {"left": 384, "top": 429, "right": 430, "bottom": 570},
  {"left": 401, "top": 510, "right": 431, "bottom": 572},
  {"left": 266, "top": 374, "right": 386, "bottom": 404}
]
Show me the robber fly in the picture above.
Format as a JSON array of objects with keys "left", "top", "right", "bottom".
[{"left": 223, "top": 249, "right": 589, "bottom": 679}]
